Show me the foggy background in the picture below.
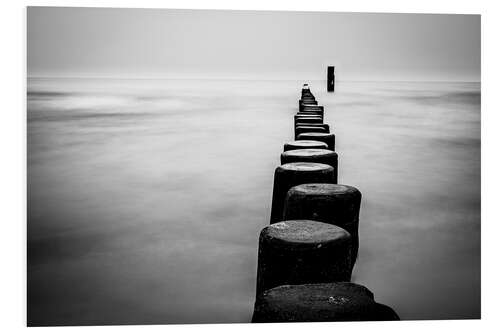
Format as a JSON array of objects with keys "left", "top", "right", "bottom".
[{"left": 28, "top": 7, "right": 480, "bottom": 81}]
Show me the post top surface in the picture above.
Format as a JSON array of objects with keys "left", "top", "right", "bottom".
[
  {"left": 288, "top": 183, "right": 359, "bottom": 196},
  {"left": 285, "top": 140, "right": 328, "bottom": 147},
  {"left": 264, "top": 220, "right": 350, "bottom": 244},
  {"left": 295, "top": 125, "right": 327, "bottom": 130},
  {"left": 298, "top": 132, "right": 335, "bottom": 138},
  {"left": 279, "top": 162, "right": 332, "bottom": 172},
  {"left": 282, "top": 149, "right": 336, "bottom": 158},
  {"left": 261, "top": 282, "right": 374, "bottom": 302},
  {"left": 295, "top": 115, "right": 322, "bottom": 119}
]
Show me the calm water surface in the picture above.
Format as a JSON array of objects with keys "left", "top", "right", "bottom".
[{"left": 27, "top": 78, "right": 480, "bottom": 325}]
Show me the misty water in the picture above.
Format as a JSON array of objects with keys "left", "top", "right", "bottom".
[{"left": 27, "top": 78, "right": 480, "bottom": 325}]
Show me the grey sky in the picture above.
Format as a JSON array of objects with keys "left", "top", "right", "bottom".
[{"left": 27, "top": 7, "right": 480, "bottom": 81}]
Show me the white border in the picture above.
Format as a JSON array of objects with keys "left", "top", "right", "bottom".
[{"left": 2, "top": 0, "right": 498, "bottom": 332}]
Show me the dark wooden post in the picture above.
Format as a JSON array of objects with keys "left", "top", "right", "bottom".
[
  {"left": 283, "top": 140, "right": 328, "bottom": 151},
  {"left": 269, "top": 162, "right": 335, "bottom": 223},
  {"left": 295, "top": 126, "right": 329, "bottom": 140},
  {"left": 327, "top": 66, "right": 335, "bottom": 92},
  {"left": 283, "top": 183, "right": 361, "bottom": 269},
  {"left": 298, "top": 132, "right": 336, "bottom": 151},
  {"left": 280, "top": 149, "right": 338, "bottom": 183},
  {"left": 253, "top": 282, "right": 399, "bottom": 322},
  {"left": 255, "top": 220, "right": 352, "bottom": 295}
]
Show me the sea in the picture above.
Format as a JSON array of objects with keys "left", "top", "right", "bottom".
[{"left": 27, "top": 77, "right": 481, "bottom": 325}]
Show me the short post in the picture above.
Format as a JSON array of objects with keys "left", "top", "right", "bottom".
[
  {"left": 269, "top": 162, "right": 335, "bottom": 223},
  {"left": 301, "top": 83, "right": 310, "bottom": 95},
  {"left": 283, "top": 140, "right": 328, "bottom": 151},
  {"left": 297, "top": 110, "right": 324, "bottom": 117},
  {"left": 299, "top": 100, "right": 318, "bottom": 109},
  {"left": 327, "top": 66, "right": 335, "bottom": 92},
  {"left": 283, "top": 183, "right": 361, "bottom": 269},
  {"left": 252, "top": 282, "right": 400, "bottom": 322},
  {"left": 295, "top": 125, "right": 329, "bottom": 139},
  {"left": 300, "top": 104, "right": 323, "bottom": 112},
  {"left": 296, "top": 113, "right": 324, "bottom": 121},
  {"left": 255, "top": 220, "right": 352, "bottom": 295},
  {"left": 295, "top": 124, "right": 329, "bottom": 138},
  {"left": 302, "top": 109, "right": 324, "bottom": 115},
  {"left": 294, "top": 116, "right": 323, "bottom": 126},
  {"left": 303, "top": 105, "right": 324, "bottom": 111},
  {"left": 280, "top": 149, "right": 338, "bottom": 183},
  {"left": 295, "top": 123, "right": 329, "bottom": 131},
  {"left": 298, "top": 132, "right": 335, "bottom": 151}
]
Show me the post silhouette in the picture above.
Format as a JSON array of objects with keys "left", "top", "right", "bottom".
[
  {"left": 283, "top": 183, "right": 361, "bottom": 270},
  {"left": 252, "top": 282, "right": 399, "bottom": 322},
  {"left": 280, "top": 149, "right": 338, "bottom": 183},
  {"left": 269, "top": 162, "right": 335, "bottom": 223},
  {"left": 295, "top": 126, "right": 329, "bottom": 139},
  {"left": 327, "top": 66, "right": 335, "bottom": 92},
  {"left": 295, "top": 123, "right": 329, "bottom": 131},
  {"left": 255, "top": 220, "right": 352, "bottom": 295},
  {"left": 298, "top": 132, "right": 335, "bottom": 151},
  {"left": 283, "top": 140, "right": 328, "bottom": 152}
]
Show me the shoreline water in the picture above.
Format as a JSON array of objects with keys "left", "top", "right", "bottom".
[{"left": 27, "top": 78, "right": 480, "bottom": 325}]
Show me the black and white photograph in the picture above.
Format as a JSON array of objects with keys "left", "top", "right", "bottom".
[{"left": 22, "top": 4, "right": 484, "bottom": 327}]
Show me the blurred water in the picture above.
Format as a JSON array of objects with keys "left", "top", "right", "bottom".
[{"left": 27, "top": 78, "right": 480, "bottom": 325}]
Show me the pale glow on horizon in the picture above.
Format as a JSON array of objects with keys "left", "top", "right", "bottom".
[{"left": 27, "top": 7, "right": 480, "bottom": 82}]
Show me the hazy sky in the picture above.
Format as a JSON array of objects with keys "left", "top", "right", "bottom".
[{"left": 27, "top": 7, "right": 480, "bottom": 81}]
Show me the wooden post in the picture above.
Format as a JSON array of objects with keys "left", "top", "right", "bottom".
[
  {"left": 283, "top": 183, "right": 361, "bottom": 269},
  {"left": 253, "top": 282, "right": 399, "bottom": 322},
  {"left": 269, "top": 162, "right": 335, "bottom": 223},
  {"left": 280, "top": 149, "right": 338, "bottom": 183},
  {"left": 297, "top": 110, "right": 324, "bottom": 117},
  {"left": 295, "top": 125, "right": 329, "bottom": 140},
  {"left": 294, "top": 115, "right": 323, "bottom": 126},
  {"left": 255, "top": 220, "right": 352, "bottom": 295},
  {"left": 298, "top": 132, "right": 335, "bottom": 151},
  {"left": 299, "top": 100, "right": 318, "bottom": 109},
  {"left": 301, "top": 104, "right": 323, "bottom": 112},
  {"left": 295, "top": 124, "right": 329, "bottom": 139},
  {"left": 295, "top": 123, "right": 329, "bottom": 131},
  {"left": 283, "top": 140, "right": 328, "bottom": 152},
  {"left": 327, "top": 66, "right": 335, "bottom": 92}
]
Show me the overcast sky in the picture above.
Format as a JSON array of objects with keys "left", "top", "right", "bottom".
[{"left": 27, "top": 7, "right": 480, "bottom": 81}]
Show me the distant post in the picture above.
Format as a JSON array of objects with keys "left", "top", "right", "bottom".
[{"left": 327, "top": 66, "right": 335, "bottom": 92}]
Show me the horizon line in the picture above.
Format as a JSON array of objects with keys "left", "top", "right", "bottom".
[{"left": 26, "top": 75, "right": 481, "bottom": 84}]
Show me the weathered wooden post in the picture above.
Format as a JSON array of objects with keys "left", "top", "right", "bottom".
[
  {"left": 253, "top": 282, "right": 399, "bottom": 322},
  {"left": 283, "top": 140, "right": 328, "bottom": 151},
  {"left": 283, "top": 183, "right": 361, "bottom": 269},
  {"left": 255, "top": 220, "right": 352, "bottom": 295},
  {"left": 295, "top": 125, "right": 329, "bottom": 139},
  {"left": 302, "top": 108, "right": 324, "bottom": 115},
  {"left": 269, "top": 162, "right": 335, "bottom": 223},
  {"left": 301, "top": 83, "right": 309, "bottom": 95},
  {"left": 301, "top": 104, "right": 324, "bottom": 112},
  {"left": 280, "top": 149, "right": 338, "bottom": 183},
  {"left": 299, "top": 100, "right": 318, "bottom": 109},
  {"left": 297, "top": 110, "right": 324, "bottom": 117},
  {"left": 297, "top": 108, "right": 325, "bottom": 116},
  {"left": 303, "top": 105, "right": 324, "bottom": 111},
  {"left": 295, "top": 123, "right": 329, "bottom": 131},
  {"left": 294, "top": 124, "right": 329, "bottom": 139},
  {"left": 302, "top": 92, "right": 314, "bottom": 97},
  {"left": 298, "top": 132, "right": 336, "bottom": 151},
  {"left": 327, "top": 66, "right": 335, "bottom": 92},
  {"left": 294, "top": 115, "right": 323, "bottom": 126},
  {"left": 296, "top": 113, "right": 324, "bottom": 121}
]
